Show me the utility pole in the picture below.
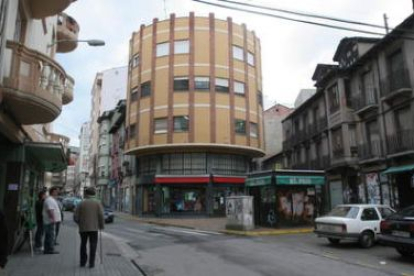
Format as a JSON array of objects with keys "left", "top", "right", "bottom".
[{"left": 383, "top": 13, "right": 389, "bottom": 34}]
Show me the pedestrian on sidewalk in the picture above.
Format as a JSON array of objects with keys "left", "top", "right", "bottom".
[
  {"left": 74, "top": 187, "right": 104, "bottom": 268},
  {"left": 34, "top": 190, "right": 46, "bottom": 253},
  {"left": 0, "top": 209, "right": 9, "bottom": 275},
  {"left": 42, "top": 187, "right": 61, "bottom": 254},
  {"left": 53, "top": 190, "right": 64, "bottom": 246}
]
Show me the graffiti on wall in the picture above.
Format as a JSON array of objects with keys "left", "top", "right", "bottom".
[
  {"left": 366, "top": 173, "right": 381, "bottom": 204},
  {"left": 276, "top": 190, "right": 315, "bottom": 222}
]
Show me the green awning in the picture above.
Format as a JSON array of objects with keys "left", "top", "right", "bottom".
[
  {"left": 381, "top": 164, "right": 414, "bottom": 175},
  {"left": 245, "top": 176, "right": 272, "bottom": 187},
  {"left": 26, "top": 143, "right": 67, "bottom": 172},
  {"left": 276, "top": 175, "right": 325, "bottom": 186}
]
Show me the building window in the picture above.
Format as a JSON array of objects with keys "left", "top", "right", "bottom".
[
  {"left": 328, "top": 83, "right": 340, "bottom": 114},
  {"left": 235, "top": 119, "right": 246, "bottom": 134},
  {"left": 174, "top": 40, "right": 189, "bottom": 54},
  {"left": 154, "top": 118, "right": 167, "bottom": 134},
  {"left": 140, "top": 81, "right": 151, "bottom": 98},
  {"left": 247, "top": 52, "right": 255, "bottom": 66},
  {"left": 173, "top": 77, "right": 189, "bottom": 91},
  {"left": 194, "top": 77, "right": 210, "bottom": 91},
  {"left": 395, "top": 107, "right": 411, "bottom": 132},
  {"left": 173, "top": 116, "right": 189, "bottom": 132},
  {"left": 156, "top": 42, "right": 169, "bottom": 57},
  {"left": 332, "top": 127, "right": 344, "bottom": 158},
  {"left": 215, "top": 78, "right": 229, "bottom": 92},
  {"left": 257, "top": 91, "right": 263, "bottom": 106},
  {"left": 232, "top": 45, "right": 244, "bottom": 61},
  {"left": 234, "top": 81, "right": 245, "bottom": 95},
  {"left": 129, "top": 124, "right": 136, "bottom": 139},
  {"left": 132, "top": 54, "right": 139, "bottom": 68},
  {"left": 130, "top": 87, "right": 138, "bottom": 102},
  {"left": 250, "top": 122, "right": 258, "bottom": 137}
]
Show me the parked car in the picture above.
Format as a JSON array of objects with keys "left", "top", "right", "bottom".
[
  {"left": 314, "top": 204, "right": 395, "bottom": 248},
  {"left": 104, "top": 209, "right": 114, "bottom": 223},
  {"left": 379, "top": 205, "right": 414, "bottom": 257},
  {"left": 62, "top": 197, "right": 77, "bottom": 211}
]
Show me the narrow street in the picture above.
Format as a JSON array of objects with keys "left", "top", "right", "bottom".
[{"left": 100, "top": 214, "right": 414, "bottom": 276}]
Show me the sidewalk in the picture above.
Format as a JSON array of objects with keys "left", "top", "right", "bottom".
[
  {"left": 5, "top": 223, "right": 139, "bottom": 276},
  {"left": 116, "top": 212, "right": 314, "bottom": 236}
]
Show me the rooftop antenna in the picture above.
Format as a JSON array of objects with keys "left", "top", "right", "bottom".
[{"left": 383, "top": 13, "right": 389, "bottom": 34}]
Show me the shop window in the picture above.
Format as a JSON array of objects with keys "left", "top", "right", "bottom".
[
  {"left": 140, "top": 81, "right": 151, "bottom": 98},
  {"left": 215, "top": 78, "right": 229, "bottom": 92},
  {"left": 173, "top": 116, "right": 189, "bottom": 132},
  {"left": 173, "top": 77, "right": 189, "bottom": 91},
  {"left": 156, "top": 42, "right": 169, "bottom": 57},
  {"left": 235, "top": 119, "right": 246, "bottom": 134},
  {"left": 234, "top": 81, "right": 245, "bottom": 95},
  {"left": 154, "top": 118, "right": 167, "bottom": 134},
  {"left": 247, "top": 52, "right": 255, "bottom": 66},
  {"left": 195, "top": 76, "right": 210, "bottom": 91},
  {"left": 232, "top": 45, "right": 244, "bottom": 61},
  {"left": 174, "top": 40, "right": 189, "bottom": 54}
]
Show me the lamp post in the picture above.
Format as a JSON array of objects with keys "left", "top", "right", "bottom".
[{"left": 47, "top": 39, "right": 105, "bottom": 48}]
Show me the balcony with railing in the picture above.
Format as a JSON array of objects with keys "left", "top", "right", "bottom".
[
  {"left": 1, "top": 41, "right": 72, "bottom": 124},
  {"left": 381, "top": 68, "right": 412, "bottom": 102},
  {"left": 386, "top": 129, "right": 414, "bottom": 156},
  {"left": 57, "top": 13, "right": 80, "bottom": 53},
  {"left": 332, "top": 146, "right": 344, "bottom": 159},
  {"left": 350, "top": 89, "right": 378, "bottom": 115},
  {"left": 29, "top": 0, "right": 76, "bottom": 19},
  {"left": 358, "top": 140, "right": 382, "bottom": 161}
]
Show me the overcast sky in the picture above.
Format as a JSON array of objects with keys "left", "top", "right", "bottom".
[{"left": 54, "top": 0, "right": 413, "bottom": 146}]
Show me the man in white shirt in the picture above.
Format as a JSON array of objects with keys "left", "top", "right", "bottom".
[{"left": 42, "top": 187, "right": 61, "bottom": 254}]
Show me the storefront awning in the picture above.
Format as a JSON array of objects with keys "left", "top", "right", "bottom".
[
  {"left": 25, "top": 142, "right": 67, "bottom": 172},
  {"left": 245, "top": 176, "right": 272, "bottom": 187},
  {"left": 213, "top": 176, "right": 245, "bottom": 184},
  {"left": 276, "top": 175, "right": 325, "bottom": 186},
  {"left": 381, "top": 164, "right": 414, "bottom": 175},
  {"left": 154, "top": 175, "right": 210, "bottom": 184}
]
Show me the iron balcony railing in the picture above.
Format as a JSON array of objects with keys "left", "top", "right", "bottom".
[
  {"left": 381, "top": 68, "right": 412, "bottom": 97},
  {"left": 332, "top": 146, "right": 345, "bottom": 159},
  {"left": 350, "top": 89, "right": 378, "bottom": 112},
  {"left": 386, "top": 129, "right": 414, "bottom": 155},
  {"left": 358, "top": 140, "right": 382, "bottom": 160}
]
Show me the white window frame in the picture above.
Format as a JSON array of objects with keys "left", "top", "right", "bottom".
[
  {"left": 154, "top": 118, "right": 168, "bottom": 134},
  {"left": 232, "top": 45, "right": 244, "bottom": 61},
  {"left": 174, "top": 40, "right": 189, "bottom": 54},
  {"left": 194, "top": 76, "right": 210, "bottom": 90},
  {"left": 234, "top": 81, "right": 245, "bottom": 95},
  {"left": 132, "top": 54, "right": 139, "bottom": 67},
  {"left": 247, "top": 52, "right": 255, "bottom": 66},
  {"left": 250, "top": 122, "right": 258, "bottom": 138},
  {"left": 215, "top": 78, "right": 229, "bottom": 92},
  {"left": 156, "top": 42, "right": 169, "bottom": 57}
]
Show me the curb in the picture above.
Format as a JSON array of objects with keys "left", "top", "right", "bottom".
[
  {"left": 115, "top": 212, "right": 196, "bottom": 230},
  {"left": 221, "top": 228, "right": 314, "bottom": 236}
]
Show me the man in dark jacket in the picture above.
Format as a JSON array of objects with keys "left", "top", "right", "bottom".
[
  {"left": 0, "top": 209, "right": 9, "bottom": 271},
  {"left": 34, "top": 190, "right": 46, "bottom": 252},
  {"left": 74, "top": 187, "right": 104, "bottom": 268}
]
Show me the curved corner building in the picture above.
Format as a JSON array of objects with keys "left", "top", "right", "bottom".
[{"left": 126, "top": 13, "right": 264, "bottom": 216}]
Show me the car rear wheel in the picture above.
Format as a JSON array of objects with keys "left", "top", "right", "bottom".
[
  {"left": 396, "top": 247, "right": 414, "bottom": 257},
  {"left": 359, "top": 231, "right": 374, "bottom": 248},
  {"left": 328, "top": 238, "right": 340, "bottom": 245}
]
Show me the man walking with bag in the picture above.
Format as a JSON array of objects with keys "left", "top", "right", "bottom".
[{"left": 74, "top": 187, "right": 104, "bottom": 268}]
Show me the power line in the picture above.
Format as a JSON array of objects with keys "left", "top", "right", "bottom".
[{"left": 192, "top": 0, "right": 414, "bottom": 41}]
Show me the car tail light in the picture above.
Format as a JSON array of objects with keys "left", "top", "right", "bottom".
[
  {"left": 380, "top": 220, "right": 390, "bottom": 231},
  {"left": 341, "top": 224, "right": 347, "bottom": 233}
]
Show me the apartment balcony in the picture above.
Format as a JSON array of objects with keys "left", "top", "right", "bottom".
[
  {"left": 29, "top": 0, "right": 75, "bottom": 19},
  {"left": 62, "top": 76, "right": 74, "bottom": 104},
  {"left": 1, "top": 41, "right": 72, "bottom": 124},
  {"left": 332, "top": 146, "right": 345, "bottom": 159},
  {"left": 46, "top": 132, "right": 70, "bottom": 148},
  {"left": 358, "top": 140, "right": 382, "bottom": 161},
  {"left": 386, "top": 129, "right": 414, "bottom": 156},
  {"left": 310, "top": 155, "right": 330, "bottom": 170},
  {"left": 381, "top": 68, "right": 412, "bottom": 103},
  {"left": 350, "top": 90, "right": 378, "bottom": 115},
  {"left": 56, "top": 13, "right": 80, "bottom": 53}
]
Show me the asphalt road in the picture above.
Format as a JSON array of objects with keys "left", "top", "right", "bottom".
[{"left": 102, "top": 215, "right": 414, "bottom": 276}]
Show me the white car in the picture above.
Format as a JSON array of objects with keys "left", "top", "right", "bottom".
[{"left": 314, "top": 204, "right": 395, "bottom": 248}]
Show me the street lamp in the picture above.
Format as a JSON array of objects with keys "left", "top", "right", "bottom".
[{"left": 48, "top": 39, "right": 105, "bottom": 48}]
